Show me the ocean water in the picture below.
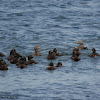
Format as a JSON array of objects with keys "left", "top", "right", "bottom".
[{"left": 0, "top": 0, "right": 100, "bottom": 100}]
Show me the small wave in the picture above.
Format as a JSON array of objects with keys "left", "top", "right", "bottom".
[{"left": 52, "top": 15, "right": 67, "bottom": 21}]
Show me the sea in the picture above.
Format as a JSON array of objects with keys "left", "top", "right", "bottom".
[{"left": 0, "top": 0, "right": 100, "bottom": 100}]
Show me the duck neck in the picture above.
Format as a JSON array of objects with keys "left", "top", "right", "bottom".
[
  {"left": 93, "top": 51, "right": 96, "bottom": 53},
  {"left": 35, "top": 49, "right": 39, "bottom": 53}
]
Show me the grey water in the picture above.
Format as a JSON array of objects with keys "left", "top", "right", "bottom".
[{"left": 0, "top": 0, "right": 100, "bottom": 100}]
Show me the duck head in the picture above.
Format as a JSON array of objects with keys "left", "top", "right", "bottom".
[
  {"left": 56, "top": 62, "right": 63, "bottom": 67},
  {"left": 92, "top": 48, "right": 96, "bottom": 53},
  {"left": 49, "top": 62, "right": 54, "bottom": 66},
  {"left": 28, "top": 55, "right": 33, "bottom": 60},
  {"left": 53, "top": 48, "right": 57, "bottom": 53},
  {"left": 76, "top": 40, "right": 83, "bottom": 45}
]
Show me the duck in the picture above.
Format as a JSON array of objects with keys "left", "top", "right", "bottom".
[
  {"left": 8, "top": 49, "right": 16, "bottom": 60},
  {"left": 16, "top": 56, "right": 27, "bottom": 69},
  {"left": 47, "top": 50, "right": 57, "bottom": 60},
  {"left": 72, "top": 47, "right": 81, "bottom": 56},
  {"left": 9, "top": 54, "right": 19, "bottom": 64},
  {"left": 53, "top": 48, "right": 62, "bottom": 56},
  {"left": 0, "top": 65, "right": 8, "bottom": 70},
  {"left": 46, "top": 62, "right": 56, "bottom": 70},
  {"left": 56, "top": 62, "right": 63, "bottom": 67},
  {"left": 16, "top": 56, "right": 26, "bottom": 66},
  {"left": 8, "top": 49, "right": 23, "bottom": 64},
  {"left": 0, "top": 58, "right": 8, "bottom": 70},
  {"left": 17, "top": 64, "right": 27, "bottom": 69},
  {"left": 33, "top": 46, "right": 42, "bottom": 56},
  {"left": 72, "top": 56, "right": 80, "bottom": 61},
  {"left": 0, "top": 52, "right": 5, "bottom": 57},
  {"left": 71, "top": 48, "right": 81, "bottom": 61},
  {"left": 25, "top": 55, "right": 38, "bottom": 65},
  {"left": 0, "top": 60, "right": 8, "bottom": 66},
  {"left": 76, "top": 40, "right": 88, "bottom": 50},
  {"left": 90, "top": 48, "right": 100, "bottom": 57},
  {"left": 0, "top": 58, "right": 8, "bottom": 66}
]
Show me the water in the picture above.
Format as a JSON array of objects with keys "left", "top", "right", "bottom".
[{"left": 0, "top": 0, "right": 100, "bottom": 99}]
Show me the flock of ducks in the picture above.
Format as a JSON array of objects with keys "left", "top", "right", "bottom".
[{"left": 0, "top": 40, "right": 100, "bottom": 71}]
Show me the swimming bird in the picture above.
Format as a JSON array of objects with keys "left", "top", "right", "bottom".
[
  {"left": 16, "top": 56, "right": 27, "bottom": 69},
  {"left": 0, "top": 52, "right": 5, "bottom": 57},
  {"left": 0, "top": 65, "right": 8, "bottom": 70},
  {"left": 16, "top": 56, "right": 26, "bottom": 66},
  {"left": 8, "top": 49, "right": 23, "bottom": 64},
  {"left": 17, "top": 64, "right": 27, "bottom": 69},
  {"left": 25, "top": 55, "right": 38, "bottom": 65},
  {"left": 71, "top": 48, "right": 81, "bottom": 61},
  {"left": 33, "top": 46, "right": 42, "bottom": 56},
  {"left": 53, "top": 48, "right": 62, "bottom": 56},
  {"left": 56, "top": 62, "right": 63, "bottom": 67},
  {"left": 46, "top": 62, "right": 56, "bottom": 70},
  {"left": 0, "top": 58, "right": 8, "bottom": 70},
  {"left": 47, "top": 50, "right": 57, "bottom": 60},
  {"left": 90, "top": 48, "right": 100, "bottom": 57},
  {"left": 76, "top": 40, "right": 88, "bottom": 50}
]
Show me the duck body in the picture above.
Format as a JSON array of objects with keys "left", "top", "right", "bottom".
[
  {"left": 25, "top": 55, "right": 38, "bottom": 65},
  {"left": 25, "top": 60, "right": 38, "bottom": 65},
  {"left": 46, "top": 66, "right": 56, "bottom": 70},
  {"left": 46, "top": 62, "right": 56, "bottom": 70},
  {"left": 56, "top": 62, "right": 63, "bottom": 67},
  {"left": 47, "top": 51, "right": 57, "bottom": 60},
  {"left": 76, "top": 40, "right": 88, "bottom": 50},
  {"left": 16, "top": 56, "right": 26, "bottom": 66},
  {"left": 33, "top": 51, "right": 42, "bottom": 56},
  {"left": 90, "top": 48, "right": 100, "bottom": 57},
  {"left": 53, "top": 48, "right": 62, "bottom": 56},
  {"left": 17, "top": 64, "right": 27, "bottom": 69},
  {"left": 0, "top": 58, "right": 8, "bottom": 70},
  {"left": 77, "top": 44, "right": 88, "bottom": 50},
  {"left": 33, "top": 46, "right": 42, "bottom": 56},
  {"left": 71, "top": 48, "right": 81, "bottom": 61},
  {"left": 8, "top": 49, "right": 23, "bottom": 64},
  {"left": 0, "top": 52, "right": 5, "bottom": 57},
  {"left": 72, "top": 48, "right": 81, "bottom": 56},
  {"left": 0, "top": 65, "right": 8, "bottom": 70},
  {"left": 71, "top": 56, "right": 80, "bottom": 61}
]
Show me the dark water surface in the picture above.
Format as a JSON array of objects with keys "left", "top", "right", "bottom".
[{"left": 0, "top": 0, "right": 100, "bottom": 100}]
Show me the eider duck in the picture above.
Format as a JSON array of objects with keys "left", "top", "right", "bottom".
[
  {"left": 0, "top": 52, "right": 5, "bottom": 57},
  {"left": 25, "top": 55, "right": 38, "bottom": 65},
  {"left": 71, "top": 48, "right": 81, "bottom": 61},
  {"left": 8, "top": 49, "right": 23, "bottom": 64},
  {"left": 72, "top": 47, "right": 81, "bottom": 56},
  {"left": 72, "top": 56, "right": 80, "bottom": 61},
  {"left": 33, "top": 46, "right": 42, "bottom": 56},
  {"left": 46, "top": 62, "right": 56, "bottom": 70},
  {"left": 76, "top": 40, "right": 88, "bottom": 50},
  {"left": 0, "top": 65, "right": 8, "bottom": 70},
  {"left": 90, "top": 48, "right": 100, "bottom": 57},
  {"left": 16, "top": 56, "right": 26, "bottom": 66},
  {"left": 53, "top": 48, "right": 62, "bottom": 56},
  {"left": 17, "top": 64, "right": 27, "bottom": 69},
  {"left": 56, "top": 62, "right": 63, "bottom": 67},
  {"left": 17, "top": 56, "right": 27, "bottom": 69},
  {"left": 47, "top": 50, "right": 57, "bottom": 60},
  {"left": 8, "top": 49, "right": 16, "bottom": 60},
  {"left": 0, "top": 58, "right": 8, "bottom": 70}
]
